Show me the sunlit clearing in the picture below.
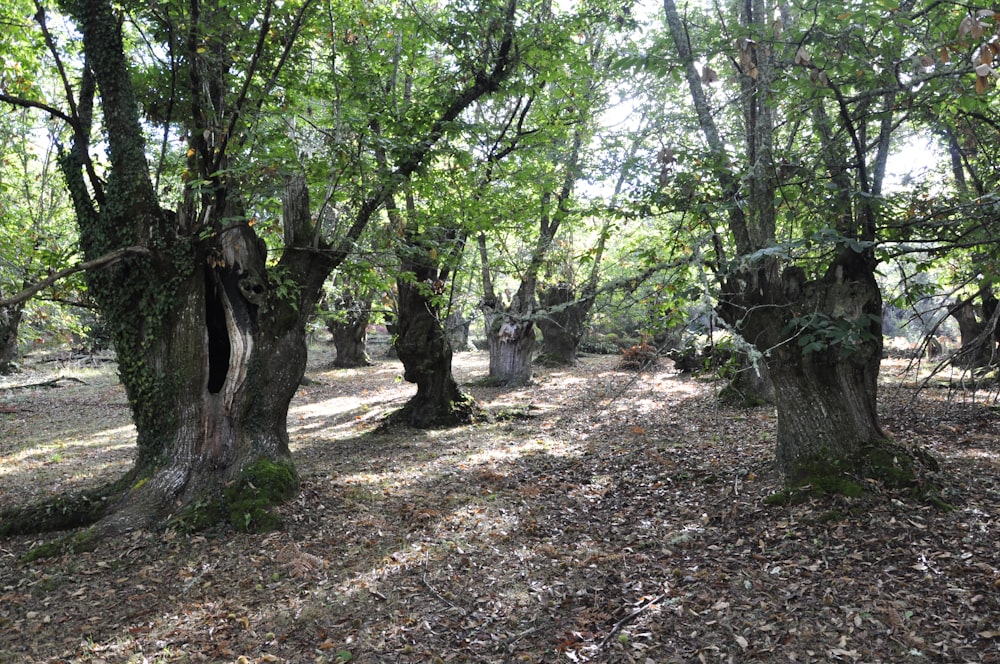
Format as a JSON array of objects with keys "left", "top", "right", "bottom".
[
  {"left": 0, "top": 425, "right": 135, "bottom": 476},
  {"left": 290, "top": 396, "right": 364, "bottom": 421}
]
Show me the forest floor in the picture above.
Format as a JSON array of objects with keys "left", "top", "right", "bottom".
[{"left": 1, "top": 340, "right": 999, "bottom": 664}]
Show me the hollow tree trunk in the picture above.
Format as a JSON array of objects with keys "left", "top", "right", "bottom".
[
  {"left": 96, "top": 204, "right": 331, "bottom": 536},
  {"left": 2, "top": 173, "right": 334, "bottom": 539},
  {"left": 536, "top": 283, "right": 592, "bottom": 365},
  {"left": 327, "top": 294, "right": 372, "bottom": 368},
  {"left": 393, "top": 274, "right": 475, "bottom": 428}
]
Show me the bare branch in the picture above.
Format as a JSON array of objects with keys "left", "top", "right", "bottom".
[
  {"left": 0, "top": 92, "right": 74, "bottom": 124},
  {"left": 0, "top": 247, "right": 150, "bottom": 308}
]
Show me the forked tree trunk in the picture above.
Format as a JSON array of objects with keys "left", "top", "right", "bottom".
[
  {"left": 662, "top": 0, "right": 937, "bottom": 493},
  {"left": 328, "top": 295, "right": 372, "bottom": 368},
  {"left": 536, "top": 283, "right": 592, "bottom": 365}
]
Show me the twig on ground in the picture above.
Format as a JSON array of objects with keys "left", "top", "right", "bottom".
[
  {"left": 597, "top": 592, "right": 666, "bottom": 649},
  {"left": 421, "top": 574, "right": 469, "bottom": 616}
]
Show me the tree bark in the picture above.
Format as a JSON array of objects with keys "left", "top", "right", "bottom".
[
  {"left": 392, "top": 268, "right": 475, "bottom": 428},
  {"left": 88, "top": 182, "right": 332, "bottom": 536},
  {"left": 661, "top": 0, "right": 937, "bottom": 491},
  {"left": 719, "top": 250, "right": 895, "bottom": 481},
  {"left": 483, "top": 302, "right": 536, "bottom": 385},
  {"left": 949, "top": 288, "right": 1000, "bottom": 368},
  {"left": 536, "top": 282, "right": 593, "bottom": 365},
  {"left": 479, "top": 234, "right": 536, "bottom": 386},
  {"left": 327, "top": 295, "right": 372, "bottom": 368},
  {"left": 445, "top": 310, "right": 473, "bottom": 352},
  {"left": 0, "top": 303, "right": 24, "bottom": 374}
]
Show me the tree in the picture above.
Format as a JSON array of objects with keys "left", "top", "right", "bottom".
[
  {"left": 658, "top": 0, "right": 950, "bottom": 489},
  {"left": 0, "top": 0, "right": 524, "bottom": 540},
  {"left": 478, "top": 12, "right": 616, "bottom": 385},
  {"left": 326, "top": 291, "right": 374, "bottom": 369},
  {"left": 0, "top": 82, "right": 78, "bottom": 372},
  {"left": 387, "top": 181, "right": 477, "bottom": 427}
]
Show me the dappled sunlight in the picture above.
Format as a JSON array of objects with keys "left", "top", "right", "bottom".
[
  {"left": 0, "top": 426, "right": 134, "bottom": 477},
  {"left": 289, "top": 395, "right": 369, "bottom": 425}
]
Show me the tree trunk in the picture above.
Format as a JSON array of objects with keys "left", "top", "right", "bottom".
[
  {"left": 949, "top": 289, "right": 1000, "bottom": 368},
  {"left": 478, "top": 232, "right": 537, "bottom": 386},
  {"left": 0, "top": 173, "right": 333, "bottom": 539},
  {"left": 536, "top": 282, "right": 592, "bottom": 365},
  {"left": 392, "top": 274, "right": 475, "bottom": 428},
  {"left": 327, "top": 295, "right": 372, "bottom": 368},
  {"left": 482, "top": 295, "right": 536, "bottom": 386},
  {"left": 0, "top": 303, "right": 24, "bottom": 374},
  {"left": 92, "top": 189, "right": 331, "bottom": 536},
  {"left": 720, "top": 250, "right": 925, "bottom": 485},
  {"left": 445, "top": 311, "right": 473, "bottom": 352}
]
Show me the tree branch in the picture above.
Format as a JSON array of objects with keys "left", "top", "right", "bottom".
[
  {"left": 0, "top": 92, "right": 73, "bottom": 124},
  {"left": 0, "top": 247, "right": 150, "bottom": 308}
]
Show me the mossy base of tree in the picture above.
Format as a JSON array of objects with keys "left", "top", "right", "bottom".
[
  {"left": 764, "top": 439, "right": 946, "bottom": 508},
  {"left": 534, "top": 352, "right": 575, "bottom": 368},
  {"left": 20, "top": 529, "right": 100, "bottom": 563},
  {"left": 169, "top": 458, "right": 300, "bottom": 534}
]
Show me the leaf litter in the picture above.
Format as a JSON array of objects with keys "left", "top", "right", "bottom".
[{"left": 0, "top": 342, "right": 998, "bottom": 663}]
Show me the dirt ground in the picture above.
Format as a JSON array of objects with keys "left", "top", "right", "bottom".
[{"left": 1, "top": 340, "right": 999, "bottom": 663}]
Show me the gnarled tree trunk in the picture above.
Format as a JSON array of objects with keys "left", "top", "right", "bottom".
[
  {"left": 663, "top": 0, "right": 937, "bottom": 493},
  {"left": 327, "top": 294, "right": 372, "bottom": 368},
  {"left": 391, "top": 242, "right": 475, "bottom": 427},
  {"left": 445, "top": 310, "right": 473, "bottom": 352},
  {"left": 536, "top": 282, "right": 593, "bottom": 365},
  {"left": 75, "top": 180, "right": 330, "bottom": 537},
  {"left": 0, "top": 302, "right": 24, "bottom": 374},
  {"left": 721, "top": 251, "right": 888, "bottom": 480},
  {"left": 479, "top": 230, "right": 537, "bottom": 386},
  {"left": 1, "top": 0, "right": 522, "bottom": 545},
  {"left": 949, "top": 288, "right": 1000, "bottom": 368},
  {"left": 482, "top": 297, "right": 536, "bottom": 385}
]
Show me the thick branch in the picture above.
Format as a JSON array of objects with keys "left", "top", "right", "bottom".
[{"left": 327, "top": 0, "right": 520, "bottom": 266}]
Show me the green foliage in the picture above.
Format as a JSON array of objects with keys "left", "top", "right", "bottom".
[{"left": 782, "top": 312, "right": 882, "bottom": 357}]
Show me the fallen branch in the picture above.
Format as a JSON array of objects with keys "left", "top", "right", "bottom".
[
  {"left": 420, "top": 574, "right": 469, "bottom": 616},
  {"left": 2, "top": 376, "right": 87, "bottom": 390}
]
